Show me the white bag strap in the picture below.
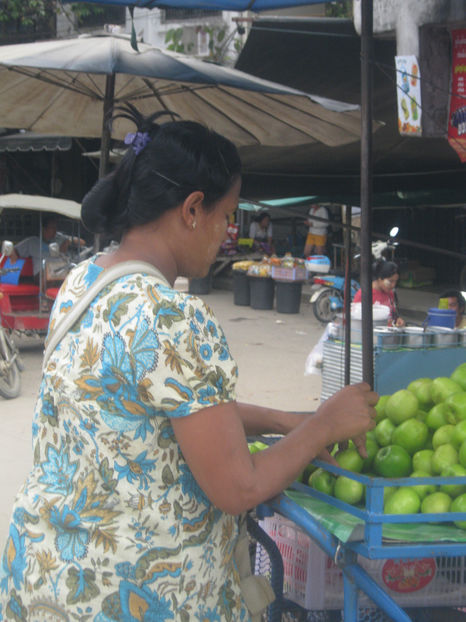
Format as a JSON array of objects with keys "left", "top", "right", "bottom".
[{"left": 43, "top": 260, "right": 169, "bottom": 369}]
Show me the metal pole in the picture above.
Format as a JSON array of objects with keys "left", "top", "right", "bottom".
[
  {"left": 360, "top": 0, "right": 374, "bottom": 387},
  {"left": 344, "top": 203, "right": 352, "bottom": 384},
  {"left": 94, "top": 73, "right": 116, "bottom": 252}
]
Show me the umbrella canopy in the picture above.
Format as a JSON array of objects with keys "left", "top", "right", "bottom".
[
  {"left": 0, "top": 194, "right": 81, "bottom": 220},
  {"left": 0, "top": 33, "right": 367, "bottom": 164},
  {"left": 60, "top": 0, "right": 323, "bottom": 11}
]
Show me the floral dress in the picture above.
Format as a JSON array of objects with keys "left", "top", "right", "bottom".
[{"left": 0, "top": 258, "right": 250, "bottom": 622}]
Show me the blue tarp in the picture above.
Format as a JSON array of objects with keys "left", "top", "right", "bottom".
[{"left": 62, "top": 0, "right": 323, "bottom": 11}]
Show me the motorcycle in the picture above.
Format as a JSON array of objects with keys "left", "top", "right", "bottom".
[
  {"left": 309, "top": 227, "right": 400, "bottom": 323},
  {"left": 0, "top": 194, "right": 90, "bottom": 398}
]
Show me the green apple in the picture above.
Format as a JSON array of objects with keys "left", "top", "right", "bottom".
[
  {"left": 335, "top": 447, "right": 364, "bottom": 473},
  {"left": 391, "top": 419, "right": 429, "bottom": 455},
  {"left": 249, "top": 441, "right": 268, "bottom": 454},
  {"left": 375, "top": 395, "right": 390, "bottom": 423},
  {"left": 375, "top": 418, "right": 396, "bottom": 447},
  {"left": 432, "top": 424, "right": 456, "bottom": 450},
  {"left": 361, "top": 438, "right": 380, "bottom": 473},
  {"left": 452, "top": 421, "right": 466, "bottom": 450},
  {"left": 431, "top": 443, "right": 459, "bottom": 474},
  {"left": 384, "top": 487, "right": 420, "bottom": 514},
  {"left": 300, "top": 463, "right": 317, "bottom": 482},
  {"left": 385, "top": 389, "right": 419, "bottom": 425},
  {"left": 334, "top": 475, "right": 364, "bottom": 505},
  {"left": 309, "top": 468, "right": 335, "bottom": 496},
  {"left": 384, "top": 486, "right": 397, "bottom": 504},
  {"left": 451, "top": 363, "right": 466, "bottom": 391},
  {"left": 431, "top": 377, "right": 462, "bottom": 404},
  {"left": 407, "top": 378, "right": 434, "bottom": 409},
  {"left": 425, "top": 403, "right": 450, "bottom": 430},
  {"left": 408, "top": 470, "right": 437, "bottom": 500},
  {"left": 445, "top": 391, "right": 466, "bottom": 423},
  {"left": 421, "top": 491, "right": 452, "bottom": 515},
  {"left": 439, "top": 464, "right": 466, "bottom": 498},
  {"left": 459, "top": 439, "right": 466, "bottom": 469},
  {"left": 415, "top": 410, "right": 428, "bottom": 423},
  {"left": 412, "top": 449, "right": 435, "bottom": 474},
  {"left": 451, "top": 493, "right": 466, "bottom": 529},
  {"left": 373, "top": 445, "right": 412, "bottom": 478}
]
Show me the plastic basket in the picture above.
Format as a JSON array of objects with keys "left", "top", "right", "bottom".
[{"left": 256, "top": 514, "right": 466, "bottom": 611}]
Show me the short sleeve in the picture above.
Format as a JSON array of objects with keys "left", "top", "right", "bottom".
[{"left": 148, "top": 289, "right": 238, "bottom": 419}]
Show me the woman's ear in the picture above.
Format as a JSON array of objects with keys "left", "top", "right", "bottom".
[{"left": 181, "top": 191, "right": 205, "bottom": 230}]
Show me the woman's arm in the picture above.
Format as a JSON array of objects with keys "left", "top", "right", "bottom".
[
  {"left": 235, "top": 402, "right": 310, "bottom": 436},
  {"left": 171, "top": 383, "right": 377, "bottom": 515}
]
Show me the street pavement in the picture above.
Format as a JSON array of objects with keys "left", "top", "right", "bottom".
[{"left": 0, "top": 283, "right": 441, "bottom": 540}]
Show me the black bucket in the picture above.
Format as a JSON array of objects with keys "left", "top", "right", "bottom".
[
  {"left": 249, "top": 276, "right": 275, "bottom": 310},
  {"left": 189, "top": 272, "right": 212, "bottom": 295},
  {"left": 275, "top": 280, "right": 303, "bottom": 314},
  {"left": 232, "top": 270, "right": 250, "bottom": 306}
]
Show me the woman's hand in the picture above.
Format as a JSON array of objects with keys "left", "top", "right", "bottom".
[
  {"left": 171, "top": 383, "right": 378, "bottom": 514},
  {"left": 312, "top": 383, "right": 378, "bottom": 457}
]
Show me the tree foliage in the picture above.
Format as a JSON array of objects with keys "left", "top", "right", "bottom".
[{"left": 325, "top": 1, "right": 352, "bottom": 18}]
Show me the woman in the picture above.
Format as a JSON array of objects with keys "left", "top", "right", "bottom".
[
  {"left": 353, "top": 259, "right": 405, "bottom": 327},
  {"left": 248, "top": 211, "right": 274, "bottom": 254},
  {"left": 0, "top": 110, "right": 377, "bottom": 621}
]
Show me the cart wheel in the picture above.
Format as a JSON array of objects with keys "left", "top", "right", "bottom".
[
  {"left": 0, "top": 329, "right": 21, "bottom": 399},
  {"left": 312, "top": 289, "right": 340, "bottom": 323}
]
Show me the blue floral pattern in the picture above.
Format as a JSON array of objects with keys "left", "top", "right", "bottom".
[{"left": 0, "top": 258, "right": 247, "bottom": 621}]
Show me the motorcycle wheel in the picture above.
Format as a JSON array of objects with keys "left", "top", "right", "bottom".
[
  {"left": 313, "top": 289, "right": 340, "bottom": 323},
  {"left": 0, "top": 329, "right": 21, "bottom": 399}
]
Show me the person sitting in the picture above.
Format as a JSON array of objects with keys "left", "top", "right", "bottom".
[
  {"left": 303, "top": 203, "right": 329, "bottom": 257},
  {"left": 249, "top": 211, "right": 274, "bottom": 254},
  {"left": 353, "top": 259, "right": 405, "bottom": 327},
  {"left": 439, "top": 289, "right": 466, "bottom": 328},
  {"left": 8, "top": 212, "right": 86, "bottom": 281}
]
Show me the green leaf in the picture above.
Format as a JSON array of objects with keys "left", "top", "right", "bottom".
[
  {"left": 162, "top": 464, "right": 175, "bottom": 486},
  {"left": 66, "top": 567, "right": 100, "bottom": 605}
]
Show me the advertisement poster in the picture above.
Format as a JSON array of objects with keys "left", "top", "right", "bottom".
[
  {"left": 395, "top": 55, "right": 422, "bottom": 136},
  {"left": 448, "top": 29, "right": 466, "bottom": 162}
]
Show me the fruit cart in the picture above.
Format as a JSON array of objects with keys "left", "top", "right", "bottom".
[{"left": 254, "top": 461, "right": 466, "bottom": 622}]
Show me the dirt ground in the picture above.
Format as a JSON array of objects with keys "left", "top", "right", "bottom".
[{"left": 0, "top": 287, "right": 324, "bottom": 539}]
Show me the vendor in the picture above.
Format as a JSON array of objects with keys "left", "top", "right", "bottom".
[
  {"left": 439, "top": 289, "right": 466, "bottom": 328},
  {"left": 249, "top": 211, "right": 274, "bottom": 255},
  {"left": 303, "top": 203, "right": 329, "bottom": 257},
  {"left": 353, "top": 259, "right": 405, "bottom": 327}
]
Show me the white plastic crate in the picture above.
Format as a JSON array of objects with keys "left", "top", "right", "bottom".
[{"left": 256, "top": 514, "right": 466, "bottom": 611}]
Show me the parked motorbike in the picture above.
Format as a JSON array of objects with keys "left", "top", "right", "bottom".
[
  {"left": 310, "top": 227, "right": 399, "bottom": 323},
  {"left": 0, "top": 259, "right": 23, "bottom": 399}
]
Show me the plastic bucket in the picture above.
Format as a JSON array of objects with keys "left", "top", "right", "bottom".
[
  {"left": 232, "top": 270, "right": 250, "bottom": 306},
  {"left": 275, "top": 280, "right": 303, "bottom": 314},
  {"left": 249, "top": 276, "right": 275, "bottom": 310},
  {"left": 189, "top": 273, "right": 212, "bottom": 295},
  {"left": 427, "top": 308, "right": 456, "bottom": 329}
]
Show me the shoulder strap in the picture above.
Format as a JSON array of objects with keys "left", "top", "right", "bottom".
[{"left": 43, "top": 260, "right": 169, "bottom": 369}]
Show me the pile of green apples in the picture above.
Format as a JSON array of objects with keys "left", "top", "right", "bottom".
[{"left": 305, "top": 362, "right": 466, "bottom": 528}]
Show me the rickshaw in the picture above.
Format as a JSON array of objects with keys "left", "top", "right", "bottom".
[{"left": 0, "top": 194, "right": 87, "bottom": 398}]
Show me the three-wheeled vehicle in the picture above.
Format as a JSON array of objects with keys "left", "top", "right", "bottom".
[{"left": 0, "top": 193, "right": 87, "bottom": 398}]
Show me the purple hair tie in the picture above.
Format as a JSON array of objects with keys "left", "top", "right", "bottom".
[{"left": 124, "top": 131, "right": 150, "bottom": 155}]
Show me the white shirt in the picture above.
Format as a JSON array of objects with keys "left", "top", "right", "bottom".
[
  {"left": 15, "top": 232, "right": 68, "bottom": 276},
  {"left": 307, "top": 206, "right": 329, "bottom": 236},
  {"left": 249, "top": 221, "right": 272, "bottom": 241}
]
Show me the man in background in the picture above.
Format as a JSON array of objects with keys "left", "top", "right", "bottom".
[
  {"left": 440, "top": 289, "right": 466, "bottom": 328},
  {"left": 303, "top": 204, "right": 329, "bottom": 257}
]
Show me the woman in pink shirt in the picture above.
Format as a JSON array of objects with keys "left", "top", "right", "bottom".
[{"left": 353, "top": 259, "right": 405, "bottom": 327}]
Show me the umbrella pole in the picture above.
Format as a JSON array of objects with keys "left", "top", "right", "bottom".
[
  {"left": 360, "top": 0, "right": 374, "bottom": 388},
  {"left": 94, "top": 73, "right": 116, "bottom": 252}
]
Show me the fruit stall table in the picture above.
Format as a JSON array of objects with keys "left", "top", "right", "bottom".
[{"left": 255, "top": 461, "right": 466, "bottom": 622}]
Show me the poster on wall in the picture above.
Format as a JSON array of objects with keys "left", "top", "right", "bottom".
[
  {"left": 448, "top": 29, "right": 466, "bottom": 162},
  {"left": 395, "top": 55, "right": 422, "bottom": 136}
]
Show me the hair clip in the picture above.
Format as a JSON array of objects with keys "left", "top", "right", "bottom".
[
  {"left": 153, "top": 170, "right": 181, "bottom": 187},
  {"left": 124, "top": 131, "right": 151, "bottom": 155}
]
